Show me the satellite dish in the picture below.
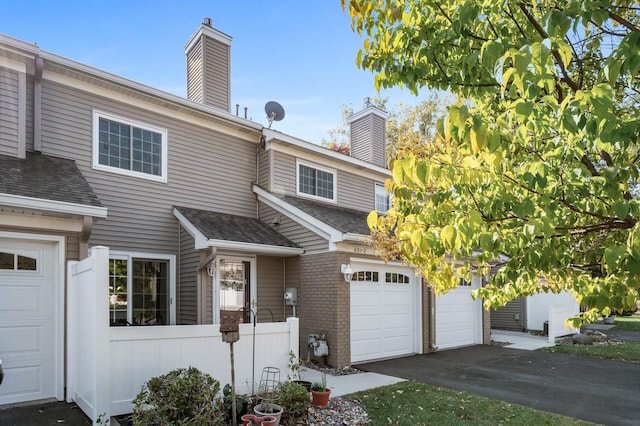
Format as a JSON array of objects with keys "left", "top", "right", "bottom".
[{"left": 265, "top": 101, "right": 285, "bottom": 128}]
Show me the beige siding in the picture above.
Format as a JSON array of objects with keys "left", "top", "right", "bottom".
[
  {"left": 272, "top": 151, "right": 376, "bottom": 212},
  {"left": 0, "top": 67, "right": 19, "bottom": 157},
  {"left": 257, "top": 148, "right": 270, "bottom": 189},
  {"left": 256, "top": 255, "right": 285, "bottom": 322},
  {"left": 178, "top": 225, "right": 198, "bottom": 325},
  {"left": 349, "top": 113, "right": 386, "bottom": 168},
  {"left": 202, "top": 38, "right": 230, "bottom": 111},
  {"left": 491, "top": 297, "right": 525, "bottom": 331},
  {"left": 284, "top": 256, "right": 299, "bottom": 318},
  {"left": 271, "top": 151, "right": 296, "bottom": 195},
  {"left": 186, "top": 38, "right": 204, "bottom": 104},
  {"left": 40, "top": 80, "right": 257, "bottom": 253},
  {"left": 259, "top": 203, "right": 327, "bottom": 253}
]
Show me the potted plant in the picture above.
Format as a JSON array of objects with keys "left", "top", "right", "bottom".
[
  {"left": 310, "top": 372, "right": 331, "bottom": 408},
  {"left": 287, "top": 351, "right": 312, "bottom": 392},
  {"left": 276, "top": 381, "right": 310, "bottom": 424},
  {"left": 253, "top": 388, "right": 283, "bottom": 426}
]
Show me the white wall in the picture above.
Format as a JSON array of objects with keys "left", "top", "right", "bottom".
[{"left": 526, "top": 291, "right": 579, "bottom": 331}]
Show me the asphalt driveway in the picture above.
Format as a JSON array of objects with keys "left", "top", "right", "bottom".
[{"left": 357, "top": 345, "right": 640, "bottom": 426}]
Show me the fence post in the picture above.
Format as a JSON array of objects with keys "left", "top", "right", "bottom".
[
  {"left": 66, "top": 261, "right": 78, "bottom": 403},
  {"left": 287, "top": 317, "right": 300, "bottom": 359},
  {"left": 92, "top": 247, "right": 111, "bottom": 424}
]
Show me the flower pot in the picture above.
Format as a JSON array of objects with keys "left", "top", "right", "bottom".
[
  {"left": 292, "top": 380, "right": 312, "bottom": 392},
  {"left": 311, "top": 388, "right": 331, "bottom": 408},
  {"left": 253, "top": 403, "right": 282, "bottom": 426}
]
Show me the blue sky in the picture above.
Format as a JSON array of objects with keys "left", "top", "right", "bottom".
[{"left": 0, "top": 1, "right": 423, "bottom": 144}]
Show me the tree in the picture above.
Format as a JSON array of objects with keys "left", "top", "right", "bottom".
[{"left": 344, "top": 0, "right": 640, "bottom": 324}]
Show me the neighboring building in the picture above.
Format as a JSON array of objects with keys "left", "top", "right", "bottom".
[
  {"left": 491, "top": 292, "right": 579, "bottom": 333},
  {"left": 0, "top": 19, "right": 489, "bottom": 409}
]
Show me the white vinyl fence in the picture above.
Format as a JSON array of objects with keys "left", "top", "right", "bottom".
[
  {"left": 548, "top": 305, "right": 579, "bottom": 343},
  {"left": 67, "top": 246, "right": 299, "bottom": 424}
]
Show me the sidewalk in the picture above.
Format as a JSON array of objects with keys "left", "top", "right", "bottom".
[
  {"left": 300, "top": 366, "right": 405, "bottom": 397},
  {"left": 491, "top": 329, "right": 556, "bottom": 350}
]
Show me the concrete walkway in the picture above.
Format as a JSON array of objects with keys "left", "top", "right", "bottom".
[
  {"left": 300, "top": 366, "right": 405, "bottom": 397},
  {"left": 491, "top": 329, "right": 556, "bottom": 350}
]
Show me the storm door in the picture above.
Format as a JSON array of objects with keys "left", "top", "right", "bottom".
[{"left": 218, "top": 258, "right": 251, "bottom": 323}]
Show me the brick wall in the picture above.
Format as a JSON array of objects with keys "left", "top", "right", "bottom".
[{"left": 297, "top": 251, "right": 351, "bottom": 367}]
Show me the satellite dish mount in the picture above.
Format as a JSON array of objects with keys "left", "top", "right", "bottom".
[{"left": 265, "top": 101, "right": 285, "bottom": 128}]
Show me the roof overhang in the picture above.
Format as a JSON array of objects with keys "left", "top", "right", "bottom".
[
  {"left": 253, "top": 185, "right": 369, "bottom": 246},
  {"left": 0, "top": 193, "right": 107, "bottom": 218},
  {"left": 173, "top": 207, "right": 303, "bottom": 255}
]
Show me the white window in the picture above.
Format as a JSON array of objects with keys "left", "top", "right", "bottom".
[
  {"left": 93, "top": 110, "right": 168, "bottom": 182},
  {"left": 375, "top": 183, "right": 390, "bottom": 213},
  {"left": 108, "top": 252, "right": 175, "bottom": 326},
  {"left": 297, "top": 160, "right": 336, "bottom": 202}
]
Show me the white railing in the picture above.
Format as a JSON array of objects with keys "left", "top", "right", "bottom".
[
  {"left": 67, "top": 246, "right": 299, "bottom": 424},
  {"left": 548, "top": 305, "right": 579, "bottom": 343}
]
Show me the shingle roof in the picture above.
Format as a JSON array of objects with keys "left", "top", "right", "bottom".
[
  {"left": 282, "top": 195, "right": 371, "bottom": 235},
  {"left": 0, "top": 152, "right": 102, "bottom": 208},
  {"left": 175, "top": 206, "right": 300, "bottom": 248}
]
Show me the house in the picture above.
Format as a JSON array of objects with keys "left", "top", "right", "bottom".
[{"left": 0, "top": 18, "right": 490, "bottom": 419}]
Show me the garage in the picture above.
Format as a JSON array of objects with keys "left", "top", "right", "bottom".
[
  {"left": 435, "top": 275, "right": 483, "bottom": 349},
  {"left": 0, "top": 237, "right": 59, "bottom": 405},
  {"left": 350, "top": 263, "right": 418, "bottom": 363}
]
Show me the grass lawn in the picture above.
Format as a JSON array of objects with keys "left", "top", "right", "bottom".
[
  {"left": 612, "top": 314, "right": 640, "bottom": 332},
  {"left": 540, "top": 341, "right": 640, "bottom": 362},
  {"left": 347, "top": 381, "right": 595, "bottom": 425}
]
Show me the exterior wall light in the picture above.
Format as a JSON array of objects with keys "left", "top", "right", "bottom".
[{"left": 341, "top": 264, "right": 353, "bottom": 282}]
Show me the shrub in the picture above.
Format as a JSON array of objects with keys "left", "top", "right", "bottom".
[
  {"left": 276, "top": 381, "right": 310, "bottom": 424},
  {"left": 132, "top": 367, "right": 225, "bottom": 425}
]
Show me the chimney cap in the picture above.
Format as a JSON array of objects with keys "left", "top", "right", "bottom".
[{"left": 203, "top": 17, "right": 212, "bottom": 27}]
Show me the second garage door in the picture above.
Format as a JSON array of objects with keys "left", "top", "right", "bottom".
[
  {"left": 435, "top": 275, "right": 483, "bottom": 350},
  {"left": 350, "top": 264, "right": 417, "bottom": 363}
]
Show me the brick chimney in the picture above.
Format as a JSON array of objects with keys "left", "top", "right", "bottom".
[
  {"left": 348, "top": 98, "right": 387, "bottom": 168},
  {"left": 184, "top": 17, "right": 231, "bottom": 112}
]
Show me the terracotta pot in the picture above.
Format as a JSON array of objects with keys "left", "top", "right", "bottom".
[
  {"left": 311, "top": 388, "right": 331, "bottom": 408},
  {"left": 253, "top": 403, "right": 282, "bottom": 426},
  {"left": 241, "top": 414, "right": 277, "bottom": 426}
]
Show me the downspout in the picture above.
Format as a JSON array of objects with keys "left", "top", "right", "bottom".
[
  {"left": 255, "top": 130, "right": 266, "bottom": 219},
  {"left": 34, "top": 56, "right": 43, "bottom": 153}
]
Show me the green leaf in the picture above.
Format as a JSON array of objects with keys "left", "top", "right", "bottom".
[
  {"left": 367, "top": 211, "right": 379, "bottom": 229},
  {"left": 441, "top": 225, "right": 457, "bottom": 247},
  {"left": 614, "top": 201, "right": 630, "bottom": 220}
]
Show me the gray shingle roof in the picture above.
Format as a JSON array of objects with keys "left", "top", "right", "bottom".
[
  {"left": 0, "top": 152, "right": 102, "bottom": 207},
  {"left": 175, "top": 206, "right": 300, "bottom": 248},
  {"left": 282, "top": 195, "right": 371, "bottom": 235}
]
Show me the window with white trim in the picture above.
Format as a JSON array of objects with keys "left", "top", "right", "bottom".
[
  {"left": 385, "top": 272, "right": 410, "bottom": 284},
  {"left": 93, "top": 111, "right": 168, "bottom": 182},
  {"left": 351, "top": 271, "right": 379, "bottom": 282},
  {"left": 108, "top": 252, "right": 175, "bottom": 326},
  {"left": 297, "top": 160, "right": 336, "bottom": 202},
  {"left": 375, "top": 182, "right": 391, "bottom": 213}
]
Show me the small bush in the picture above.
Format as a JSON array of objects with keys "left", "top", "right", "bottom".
[
  {"left": 132, "top": 367, "right": 225, "bottom": 425},
  {"left": 277, "top": 381, "right": 310, "bottom": 424}
]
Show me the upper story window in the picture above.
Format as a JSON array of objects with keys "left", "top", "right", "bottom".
[
  {"left": 93, "top": 110, "right": 168, "bottom": 183},
  {"left": 296, "top": 160, "right": 336, "bottom": 202},
  {"left": 375, "top": 183, "right": 390, "bottom": 213}
]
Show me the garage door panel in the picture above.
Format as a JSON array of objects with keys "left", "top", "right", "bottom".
[
  {"left": 350, "top": 265, "right": 416, "bottom": 363},
  {"left": 0, "top": 238, "right": 57, "bottom": 405},
  {"left": 435, "top": 277, "right": 482, "bottom": 350}
]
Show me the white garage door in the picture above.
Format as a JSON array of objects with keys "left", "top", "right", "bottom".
[
  {"left": 0, "top": 238, "right": 57, "bottom": 405},
  {"left": 350, "top": 264, "right": 416, "bottom": 363},
  {"left": 435, "top": 275, "right": 483, "bottom": 349}
]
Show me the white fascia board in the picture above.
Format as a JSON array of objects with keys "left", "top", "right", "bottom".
[
  {"left": 348, "top": 106, "right": 388, "bottom": 122},
  {"left": 253, "top": 185, "right": 343, "bottom": 243},
  {"left": 263, "top": 129, "right": 390, "bottom": 177},
  {"left": 0, "top": 193, "right": 107, "bottom": 218},
  {"left": 184, "top": 24, "right": 232, "bottom": 52},
  {"left": 206, "top": 239, "right": 303, "bottom": 255},
  {"left": 343, "top": 232, "right": 370, "bottom": 242},
  {"left": 173, "top": 208, "right": 209, "bottom": 249}
]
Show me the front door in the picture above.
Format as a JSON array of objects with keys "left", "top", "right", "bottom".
[{"left": 218, "top": 259, "right": 251, "bottom": 323}]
